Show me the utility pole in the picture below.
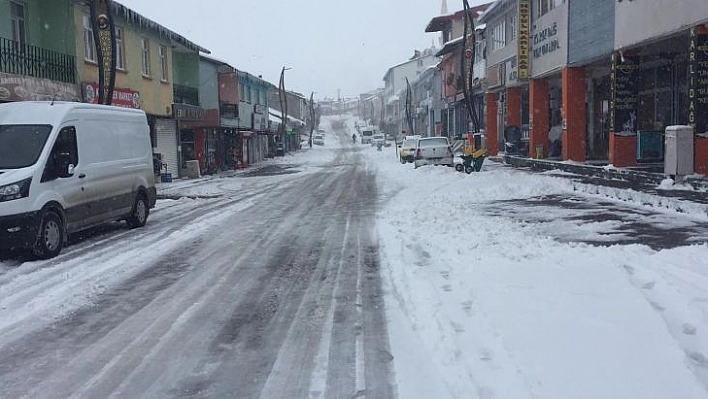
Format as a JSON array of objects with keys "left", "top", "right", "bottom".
[
  {"left": 278, "top": 67, "right": 291, "bottom": 155},
  {"left": 461, "top": 0, "right": 480, "bottom": 134},
  {"left": 308, "top": 92, "right": 315, "bottom": 147}
]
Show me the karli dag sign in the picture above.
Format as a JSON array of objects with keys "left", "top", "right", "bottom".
[
  {"left": 517, "top": 0, "right": 530, "bottom": 80},
  {"left": 689, "top": 26, "right": 708, "bottom": 135}
]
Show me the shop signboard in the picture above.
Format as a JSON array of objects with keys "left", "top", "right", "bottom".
[
  {"left": 689, "top": 26, "right": 708, "bottom": 136},
  {"left": 83, "top": 82, "right": 140, "bottom": 108},
  {"left": 0, "top": 73, "right": 80, "bottom": 102},
  {"left": 530, "top": 5, "right": 567, "bottom": 77},
  {"left": 610, "top": 52, "right": 639, "bottom": 135},
  {"left": 173, "top": 103, "right": 205, "bottom": 121},
  {"left": 254, "top": 103, "right": 266, "bottom": 115},
  {"left": 517, "top": 0, "right": 530, "bottom": 80}
]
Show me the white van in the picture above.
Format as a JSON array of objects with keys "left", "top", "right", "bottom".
[
  {"left": 0, "top": 101, "right": 157, "bottom": 258},
  {"left": 361, "top": 128, "right": 375, "bottom": 145}
]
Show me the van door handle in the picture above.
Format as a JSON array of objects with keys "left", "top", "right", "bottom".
[{"left": 78, "top": 173, "right": 86, "bottom": 179}]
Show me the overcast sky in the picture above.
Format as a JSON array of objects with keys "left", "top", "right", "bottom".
[{"left": 115, "top": 0, "right": 490, "bottom": 100}]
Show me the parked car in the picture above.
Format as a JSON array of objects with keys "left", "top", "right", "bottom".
[
  {"left": 313, "top": 134, "right": 325, "bottom": 146},
  {"left": 0, "top": 101, "right": 156, "bottom": 258},
  {"left": 398, "top": 136, "right": 421, "bottom": 163},
  {"left": 372, "top": 133, "right": 385, "bottom": 147},
  {"left": 414, "top": 137, "right": 454, "bottom": 169}
]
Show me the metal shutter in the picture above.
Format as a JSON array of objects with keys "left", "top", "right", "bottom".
[{"left": 155, "top": 118, "right": 178, "bottom": 177}]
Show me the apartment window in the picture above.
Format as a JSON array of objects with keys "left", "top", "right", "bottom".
[
  {"left": 537, "top": 0, "right": 562, "bottom": 18},
  {"left": 83, "top": 15, "right": 96, "bottom": 62},
  {"left": 508, "top": 14, "right": 517, "bottom": 42},
  {"left": 475, "top": 40, "right": 486, "bottom": 61},
  {"left": 10, "top": 1, "right": 26, "bottom": 45},
  {"left": 140, "top": 37, "right": 151, "bottom": 77},
  {"left": 115, "top": 27, "right": 125, "bottom": 70},
  {"left": 246, "top": 87, "right": 252, "bottom": 103},
  {"left": 491, "top": 20, "right": 506, "bottom": 51},
  {"left": 159, "top": 45, "right": 168, "bottom": 82}
]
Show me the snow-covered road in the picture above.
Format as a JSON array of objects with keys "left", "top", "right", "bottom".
[
  {"left": 1, "top": 114, "right": 707, "bottom": 398},
  {"left": 0, "top": 121, "right": 393, "bottom": 398}
]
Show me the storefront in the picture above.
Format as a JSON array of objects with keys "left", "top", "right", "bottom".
[
  {"left": 172, "top": 103, "right": 205, "bottom": 177},
  {"left": 609, "top": 33, "right": 692, "bottom": 167},
  {"left": 529, "top": 2, "right": 569, "bottom": 160},
  {"left": 154, "top": 118, "right": 178, "bottom": 177}
]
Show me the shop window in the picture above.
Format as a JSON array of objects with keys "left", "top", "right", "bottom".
[
  {"left": 180, "top": 129, "right": 195, "bottom": 169},
  {"left": 220, "top": 103, "right": 238, "bottom": 119}
]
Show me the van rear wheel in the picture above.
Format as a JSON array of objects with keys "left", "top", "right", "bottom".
[
  {"left": 32, "top": 210, "right": 64, "bottom": 259},
  {"left": 128, "top": 194, "right": 149, "bottom": 228}
]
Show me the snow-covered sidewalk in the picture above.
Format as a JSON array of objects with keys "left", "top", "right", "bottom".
[{"left": 354, "top": 119, "right": 708, "bottom": 398}]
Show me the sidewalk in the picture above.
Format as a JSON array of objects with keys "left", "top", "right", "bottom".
[{"left": 500, "top": 155, "right": 708, "bottom": 206}]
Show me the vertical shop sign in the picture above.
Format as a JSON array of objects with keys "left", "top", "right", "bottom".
[
  {"left": 689, "top": 27, "right": 708, "bottom": 135},
  {"left": 89, "top": 0, "right": 117, "bottom": 105},
  {"left": 610, "top": 52, "right": 639, "bottom": 135},
  {"left": 517, "top": 0, "right": 530, "bottom": 80}
]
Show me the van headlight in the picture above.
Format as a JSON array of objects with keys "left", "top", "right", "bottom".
[{"left": 0, "top": 178, "right": 31, "bottom": 202}]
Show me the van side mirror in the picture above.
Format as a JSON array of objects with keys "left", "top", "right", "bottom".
[{"left": 56, "top": 152, "right": 74, "bottom": 178}]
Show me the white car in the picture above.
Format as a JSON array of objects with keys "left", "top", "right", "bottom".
[
  {"left": 372, "top": 133, "right": 385, "bottom": 147},
  {"left": 313, "top": 134, "right": 325, "bottom": 146},
  {"left": 414, "top": 137, "right": 454, "bottom": 168}
]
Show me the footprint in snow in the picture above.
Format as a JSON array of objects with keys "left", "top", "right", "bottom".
[{"left": 683, "top": 323, "right": 698, "bottom": 335}]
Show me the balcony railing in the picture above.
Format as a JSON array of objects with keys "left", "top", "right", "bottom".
[{"left": 0, "top": 37, "right": 77, "bottom": 84}]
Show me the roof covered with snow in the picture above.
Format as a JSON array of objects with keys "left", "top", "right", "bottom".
[{"left": 113, "top": 1, "right": 210, "bottom": 54}]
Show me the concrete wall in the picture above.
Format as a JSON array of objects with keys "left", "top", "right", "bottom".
[
  {"left": 568, "top": 0, "right": 614, "bottom": 65},
  {"left": 615, "top": 0, "right": 708, "bottom": 49}
]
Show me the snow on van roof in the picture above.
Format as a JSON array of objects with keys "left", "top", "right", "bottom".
[{"left": 0, "top": 101, "right": 146, "bottom": 125}]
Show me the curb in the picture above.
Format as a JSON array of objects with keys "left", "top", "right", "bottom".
[{"left": 502, "top": 155, "right": 708, "bottom": 191}]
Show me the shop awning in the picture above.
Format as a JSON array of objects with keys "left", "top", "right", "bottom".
[{"left": 268, "top": 108, "right": 305, "bottom": 127}]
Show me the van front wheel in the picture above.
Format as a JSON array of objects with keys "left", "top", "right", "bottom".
[
  {"left": 33, "top": 210, "right": 64, "bottom": 259},
  {"left": 128, "top": 194, "right": 149, "bottom": 228}
]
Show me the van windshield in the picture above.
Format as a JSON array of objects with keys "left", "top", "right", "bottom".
[{"left": 0, "top": 125, "right": 52, "bottom": 169}]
